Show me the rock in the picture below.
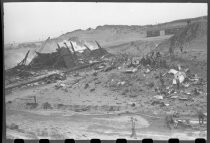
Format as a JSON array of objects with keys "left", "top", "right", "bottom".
[
  {"left": 95, "top": 81, "right": 101, "bottom": 84},
  {"left": 26, "top": 103, "right": 38, "bottom": 109},
  {"left": 8, "top": 123, "right": 19, "bottom": 130},
  {"left": 151, "top": 101, "right": 165, "bottom": 107},
  {"left": 55, "top": 83, "right": 66, "bottom": 89},
  {"left": 131, "top": 103, "right": 136, "bottom": 107},
  {"left": 42, "top": 102, "right": 53, "bottom": 109},
  {"left": 92, "top": 72, "right": 98, "bottom": 76},
  {"left": 84, "top": 83, "right": 89, "bottom": 89},
  {"left": 90, "top": 88, "right": 95, "bottom": 92},
  {"left": 7, "top": 101, "right": 12, "bottom": 104}
]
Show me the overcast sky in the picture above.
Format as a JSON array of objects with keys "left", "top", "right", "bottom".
[{"left": 3, "top": 2, "right": 207, "bottom": 44}]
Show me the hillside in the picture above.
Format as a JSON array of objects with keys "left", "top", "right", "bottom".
[{"left": 155, "top": 20, "right": 207, "bottom": 79}]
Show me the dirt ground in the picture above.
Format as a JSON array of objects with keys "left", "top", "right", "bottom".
[{"left": 5, "top": 59, "right": 207, "bottom": 139}]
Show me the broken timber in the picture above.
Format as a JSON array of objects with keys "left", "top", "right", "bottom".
[
  {"left": 5, "top": 61, "right": 103, "bottom": 91},
  {"left": 17, "top": 50, "right": 30, "bottom": 66}
]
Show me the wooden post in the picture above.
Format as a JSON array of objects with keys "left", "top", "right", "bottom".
[
  {"left": 33, "top": 96, "right": 36, "bottom": 103},
  {"left": 57, "top": 43, "right": 61, "bottom": 49},
  {"left": 69, "top": 41, "right": 76, "bottom": 54},
  {"left": 84, "top": 44, "right": 91, "bottom": 51},
  {"left": 130, "top": 117, "right": 137, "bottom": 138},
  {"left": 95, "top": 40, "right": 102, "bottom": 49},
  {"left": 18, "top": 50, "right": 30, "bottom": 66},
  {"left": 69, "top": 41, "right": 79, "bottom": 64}
]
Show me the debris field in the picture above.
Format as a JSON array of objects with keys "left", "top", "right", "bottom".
[{"left": 5, "top": 20, "right": 207, "bottom": 139}]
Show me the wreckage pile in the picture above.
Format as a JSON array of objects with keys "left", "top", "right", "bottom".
[{"left": 5, "top": 39, "right": 109, "bottom": 87}]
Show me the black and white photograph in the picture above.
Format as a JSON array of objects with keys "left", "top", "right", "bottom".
[{"left": 4, "top": 2, "right": 207, "bottom": 140}]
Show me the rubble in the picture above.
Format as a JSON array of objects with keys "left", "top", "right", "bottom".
[
  {"left": 42, "top": 102, "right": 53, "bottom": 109},
  {"left": 191, "top": 88, "right": 200, "bottom": 96},
  {"left": 5, "top": 38, "right": 109, "bottom": 90},
  {"left": 26, "top": 102, "right": 38, "bottom": 109},
  {"left": 122, "top": 68, "right": 138, "bottom": 74},
  {"left": 174, "top": 119, "right": 192, "bottom": 129},
  {"left": 103, "top": 65, "right": 116, "bottom": 72},
  {"left": 154, "top": 95, "right": 164, "bottom": 100},
  {"left": 170, "top": 96, "right": 178, "bottom": 99},
  {"left": 166, "top": 69, "right": 186, "bottom": 84},
  {"left": 55, "top": 83, "right": 66, "bottom": 89},
  {"left": 117, "top": 81, "right": 126, "bottom": 86},
  {"left": 92, "top": 71, "right": 98, "bottom": 76},
  {"left": 84, "top": 83, "right": 89, "bottom": 89},
  {"left": 145, "top": 82, "right": 154, "bottom": 88},
  {"left": 4, "top": 19, "right": 207, "bottom": 139},
  {"left": 144, "top": 68, "right": 151, "bottom": 74},
  {"left": 151, "top": 101, "right": 165, "bottom": 107},
  {"left": 178, "top": 97, "right": 189, "bottom": 101},
  {"left": 90, "top": 88, "right": 95, "bottom": 92},
  {"left": 44, "top": 73, "right": 66, "bottom": 84},
  {"left": 7, "top": 123, "right": 19, "bottom": 130}
]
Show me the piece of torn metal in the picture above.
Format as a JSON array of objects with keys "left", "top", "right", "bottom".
[
  {"left": 167, "top": 69, "right": 186, "bottom": 84},
  {"left": 122, "top": 68, "right": 138, "bottom": 73}
]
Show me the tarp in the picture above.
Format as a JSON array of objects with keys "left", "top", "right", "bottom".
[
  {"left": 70, "top": 41, "right": 87, "bottom": 52},
  {"left": 59, "top": 40, "right": 100, "bottom": 53},
  {"left": 85, "top": 42, "right": 99, "bottom": 50}
]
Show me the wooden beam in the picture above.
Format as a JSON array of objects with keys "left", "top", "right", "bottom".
[
  {"left": 18, "top": 50, "right": 30, "bottom": 66},
  {"left": 95, "top": 40, "right": 102, "bottom": 49},
  {"left": 84, "top": 44, "right": 91, "bottom": 51},
  {"left": 5, "top": 61, "right": 104, "bottom": 91},
  {"left": 69, "top": 41, "right": 76, "bottom": 54}
]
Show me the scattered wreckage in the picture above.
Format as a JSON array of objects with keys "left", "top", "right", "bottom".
[{"left": 5, "top": 37, "right": 206, "bottom": 131}]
